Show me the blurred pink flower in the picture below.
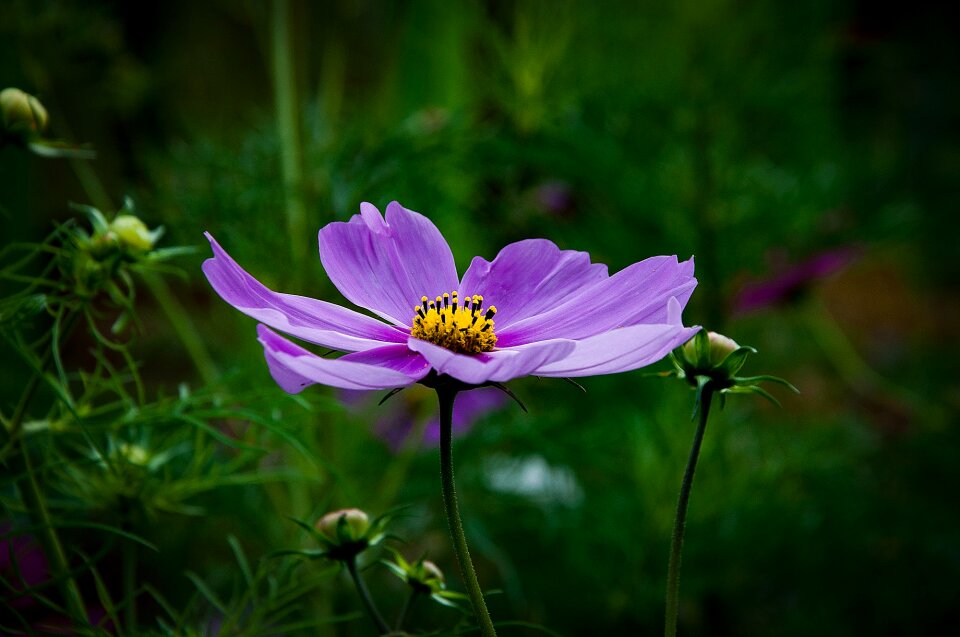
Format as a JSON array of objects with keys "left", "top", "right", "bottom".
[{"left": 734, "top": 246, "right": 861, "bottom": 314}]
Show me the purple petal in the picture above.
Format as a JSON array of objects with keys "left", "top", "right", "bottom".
[
  {"left": 499, "top": 255, "right": 696, "bottom": 345},
  {"left": 458, "top": 239, "right": 608, "bottom": 328},
  {"left": 620, "top": 257, "right": 697, "bottom": 327},
  {"left": 340, "top": 345, "right": 432, "bottom": 380},
  {"left": 408, "top": 337, "right": 576, "bottom": 385},
  {"left": 533, "top": 300, "right": 699, "bottom": 377},
  {"left": 318, "top": 202, "right": 460, "bottom": 326},
  {"left": 203, "top": 233, "right": 406, "bottom": 351},
  {"left": 257, "top": 325, "right": 419, "bottom": 392}
]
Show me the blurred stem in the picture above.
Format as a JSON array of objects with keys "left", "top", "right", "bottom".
[
  {"left": 691, "top": 104, "right": 724, "bottom": 331},
  {"left": 123, "top": 536, "right": 137, "bottom": 632},
  {"left": 345, "top": 555, "right": 389, "bottom": 635},
  {"left": 395, "top": 590, "right": 418, "bottom": 632},
  {"left": 802, "top": 298, "right": 935, "bottom": 420},
  {"left": 665, "top": 380, "right": 713, "bottom": 637},
  {"left": 437, "top": 387, "right": 498, "bottom": 637},
  {"left": 141, "top": 273, "right": 218, "bottom": 385},
  {"left": 70, "top": 157, "right": 113, "bottom": 214},
  {"left": 271, "top": 0, "right": 308, "bottom": 287},
  {"left": 19, "top": 448, "right": 88, "bottom": 623}
]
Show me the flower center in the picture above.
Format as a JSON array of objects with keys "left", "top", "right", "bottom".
[{"left": 411, "top": 291, "right": 497, "bottom": 355}]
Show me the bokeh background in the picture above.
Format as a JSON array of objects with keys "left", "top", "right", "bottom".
[{"left": 2, "top": 1, "right": 959, "bottom": 635}]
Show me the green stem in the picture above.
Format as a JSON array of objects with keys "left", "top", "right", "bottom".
[
  {"left": 141, "top": 273, "right": 218, "bottom": 385},
  {"left": 271, "top": 0, "right": 308, "bottom": 286},
  {"left": 437, "top": 387, "right": 497, "bottom": 637},
  {"left": 345, "top": 555, "right": 390, "bottom": 635},
  {"left": 19, "top": 446, "right": 87, "bottom": 623},
  {"left": 664, "top": 383, "right": 714, "bottom": 637},
  {"left": 395, "top": 590, "right": 418, "bottom": 632},
  {"left": 123, "top": 536, "right": 137, "bottom": 632}
]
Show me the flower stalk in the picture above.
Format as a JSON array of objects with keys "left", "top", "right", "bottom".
[
  {"left": 345, "top": 555, "right": 390, "bottom": 635},
  {"left": 437, "top": 386, "right": 498, "bottom": 637},
  {"left": 270, "top": 0, "right": 308, "bottom": 285},
  {"left": 659, "top": 329, "right": 797, "bottom": 635},
  {"left": 664, "top": 377, "right": 713, "bottom": 637}
]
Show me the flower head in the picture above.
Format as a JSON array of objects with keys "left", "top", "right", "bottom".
[
  {"left": 203, "top": 202, "right": 698, "bottom": 392},
  {"left": 666, "top": 329, "right": 799, "bottom": 416},
  {"left": 1, "top": 88, "right": 48, "bottom": 135},
  {"left": 309, "top": 508, "right": 388, "bottom": 562},
  {"left": 384, "top": 550, "right": 468, "bottom": 609},
  {"left": 0, "top": 87, "right": 95, "bottom": 159},
  {"left": 315, "top": 508, "right": 371, "bottom": 544}
]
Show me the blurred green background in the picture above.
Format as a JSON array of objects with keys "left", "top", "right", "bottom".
[{"left": 2, "top": 0, "right": 959, "bottom": 635}]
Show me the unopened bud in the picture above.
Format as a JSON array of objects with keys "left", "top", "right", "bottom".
[
  {"left": 673, "top": 329, "right": 754, "bottom": 388},
  {"left": 315, "top": 508, "right": 370, "bottom": 544},
  {"left": 1, "top": 88, "right": 49, "bottom": 135},
  {"left": 412, "top": 560, "right": 445, "bottom": 594},
  {"left": 110, "top": 215, "right": 162, "bottom": 252}
]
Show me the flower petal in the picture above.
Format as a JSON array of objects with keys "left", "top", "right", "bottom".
[
  {"left": 257, "top": 325, "right": 419, "bottom": 392},
  {"left": 340, "top": 345, "right": 432, "bottom": 381},
  {"left": 203, "top": 233, "right": 406, "bottom": 351},
  {"left": 318, "top": 202, "right": 460, "bottom": 325},
  {"left": 498, "top": 255, "right": 696, "bottom": 345},
  {"left": 458, "top": 239, "right": 608, "bottom": 328},
  {"left": 407, "top": 337, "right": 576, "bottom": 385},
  {"left": 533, "top": 300, "right": 698, "bottom": 377}
]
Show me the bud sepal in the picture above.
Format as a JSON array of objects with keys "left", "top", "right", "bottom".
[
  {"left": 664, "top": 329, "right": 798, "bottom": 418},
  {"left": 383, "top": 548, "right": 470, "bottom": 610},
  {"left": 276, "top": 509, "right": 389, "bottom": 563}
]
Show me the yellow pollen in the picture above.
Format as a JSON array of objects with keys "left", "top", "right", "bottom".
[{"left": 411, "top": 290, "right": 497, "bottom": 354}]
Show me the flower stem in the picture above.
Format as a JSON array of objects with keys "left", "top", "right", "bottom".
[
  {"left": 345, "top": 555, "right": 389, "bottom": 635},
  {"left": 437, "top": 387, "right": 498, "bottom": 637},
  {"left": 141, "top": 273, "right": 219, "bottom": 385},
  {"left": 664, "top": 381, "right": 714, "bottom": 637},
  {"left": 395, "top": 590, "right": 418, "bottom": 632},
  {"left": 270, "top": 0, "right": 309, "bottom": 286},
  {"left": 123, "top": 536, "right": 137, "bottom": 632},
  {"left": 19, "top": 445, "right": 88, "bottom": 623}
]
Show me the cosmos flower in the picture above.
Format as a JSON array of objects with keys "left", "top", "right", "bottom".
[{"left": 202, "top": 202, "right": 698, "bottom": 392}]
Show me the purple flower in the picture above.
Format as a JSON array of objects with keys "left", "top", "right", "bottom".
[
  {"left": 202, "top": 202, "right": 698, "bottom": 392},
  {"left": 734, "top": 246, "right": 861, "bottom": 314}
]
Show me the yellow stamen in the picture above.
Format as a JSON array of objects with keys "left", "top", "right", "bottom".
[{"left": 411, "top": 290, "right": 497, "bottom": 354}]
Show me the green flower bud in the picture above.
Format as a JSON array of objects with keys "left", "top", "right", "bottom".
[
  {"left": 316, "top": 508, "right": 370, "bottom": 544},
  {"left": 110, "top": 215, "right": 163, "bottom": 252},
  {"left": 673, "top": 330, "right": 753, "bottom": 388},
  {"left": 384, "top": 551, "right": 450, "bottom": 596},
  {"left": 412, "top": 560, "right": 445, "bottom": 594},
  {"left": 666, "top": 329, "right": 798, "bottom": 415},
  {"left": 314, "top": 508, "right": 375, "bottom": 561},
  {"left": 1, "top": 88, "right": 48, "bottom": 135}
]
